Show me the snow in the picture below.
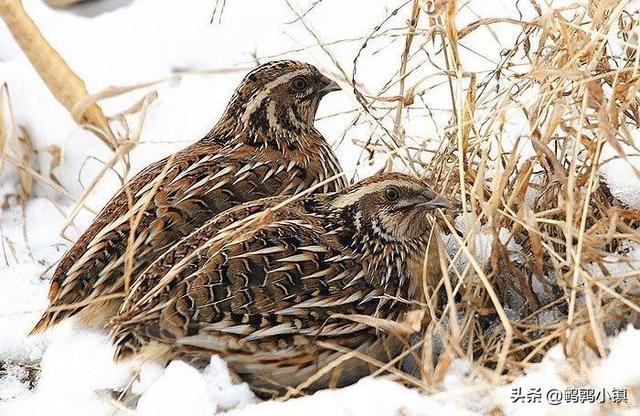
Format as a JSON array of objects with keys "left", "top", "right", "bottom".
[
  {"left": 591, "top": 326, "right": 640, "bottom": 389},
  {"left": 599, "top": 151, "right": 640, "bottom": 210},
  {"left": 226, "top": 377, "right": 478, "bottom": 416},
  {"left": 136, "top": 361, "right": 214, "bottom": 416},
  {"left": 496, "top": 326, "right": 640, "bottom": 416},
  {"left": 0, "top": 263, "right": 48, "bottom": 363},
  {"left": 497, "top": 346, "right": 587, "bottom": 416},
  {"left": 584, "top": 240, "right": 640, "bottom": 299},
  {"left": 137, "top": 358, "right": 256, "bottom": 416},
  {"left": 0, "top": 197, "right": 67, "bottom": 365},
  {"left": 6, "top": 331, "right": 133, "bottom": 416},
  {"left": 1, "top": 0, "right": 640, "bottom": 415},
  {"left": 442, "top": 213, "right": 525, "bottom": 273},
  {"left": 0, "top": 364, "right": 30, "bottom": 402}
]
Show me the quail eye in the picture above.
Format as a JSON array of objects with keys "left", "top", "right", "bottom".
[
  {"left": 291, "top": 76, "right": 309, "bottom": 92},
  {"left": 384, "top": 186, "right": 400, "bottom": 202}
]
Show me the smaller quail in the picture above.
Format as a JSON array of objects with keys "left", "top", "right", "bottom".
[{"left": 111, "top": 172, "right": 452, "bottom": 398}]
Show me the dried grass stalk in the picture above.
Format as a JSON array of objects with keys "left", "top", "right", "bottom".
[
  {"left": 45, "top": 0, "right": 88, "bottom": 8},
  {"left": 16, "top": 127, "right": 34, "bottom": 201},
  {"left": 331, "top": 0, "right": 640, "bottom": 393},
  {"left": 0, "top": 84, "right": 7, "bottom": 177},
  {"left": 0, "top": 0, "right": 115, "bottom": 150}
]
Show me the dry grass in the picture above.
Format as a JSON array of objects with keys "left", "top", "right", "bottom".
[
  {"left": 0, "top": 0, "right": 115, "bottom": 150},
  {"left": 322, "top": 0, "right": 640, "bottom": 403},
  {"left": 1, "top": 0, "right": 639, "bottom": 412},
  {"left": 281, "top": 0, "right": 640, "bottom": 408}
]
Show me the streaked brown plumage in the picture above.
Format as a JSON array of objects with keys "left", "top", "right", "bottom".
[
  {"left": 32, "top": 60, "right": 347, "bottom": 334},
  {"left": 110, "top": 172, "right": 451, "bottom": 398}
]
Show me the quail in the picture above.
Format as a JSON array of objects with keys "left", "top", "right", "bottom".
[
  {"left": 110, "top": 172, "right": 452, "bottom": 398},
  {"left": 32, "top": 60, "right": 347, "bottom": 334}
]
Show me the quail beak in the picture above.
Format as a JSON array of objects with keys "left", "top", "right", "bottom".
[
  {"left": 417, "top": 194, "right": 453, "bottom": 210},
  {"left": 317, "top": 80, "right": 341, "bottom": 96}
]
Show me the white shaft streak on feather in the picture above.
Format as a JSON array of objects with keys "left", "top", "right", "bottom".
[
  {"left": 65, "top": 242, "right": 106, "bottom": 278},
  {"left": 300, "top": 268, "right": 331, "bottom": 280},
  {"left": 177, "top": 335, "right": 232, "bottom": 351},
  {"left": 243, "top": 323, "right": 297, "bottom": 341},
  {"left": 324, "top": 148, "right": 345, "bottom": 190},
  {"left": 232, "top": 161, "right": 264, "bottom": 185},
  {"left": 295, "top": 178, "right": 318, "bottom": 195},
  {"left": 232, "top": 170, "right": 253, "bottom": 185},
  {"left": 129, "top": 230, "right": 224, "bottom": 309},
  {"left": 267, "top": 264, "right": 295, "bottom": 275},
  {"left": 327, "top": 269, "right": 350, "bottom": 283},
  {"left": 276, "top": 252, "right": 316, "bottom": 263},
  {"left": 234, "top": 161, "right": 258, "bottom": 177},
  {"left": 344, "top": 269, "right": 366, "bottom": 289},
  {"left": 230, "top": 245, "right": 287, "bottom": 258},
  {"left": 299, "top": 245, "right": 328, "bottom": 252},
  {"left": 282, "top": 290, "right": 363, "bottom": 312},
  {"left": 395, "top": 257, "right": 406, "bottom": 299},
  {"left": 181, "top": 164, "right": 235, "bottom": 195},
  {"left": 166, "top": 153, "right": 219, "bottom": 187},
  {"left": 305, "top": 322, "right": 367, "bottom": 337},
  {"left": 274, "top": 219, "right": 314, "bottom": 229},
  {"left": 358, "top": 288, "right": 382, "bottom": 306},
  {"left": 202, "top": 320, "right": 254, "bottom": 335},
  {"left": 280, "top": 180, "right": 298, "bottom": 195},
  {"left": 261, "top": 167, "right": 277, "bottom": 183},
  {"left": 326, "top": 254, "right": 353, "bottom": 262},
  {"left": 86, "top": 197, "right": 150, "bottom": 248},
  {"left": 95, "top": 233, "right": 148, "bottom": 283}
]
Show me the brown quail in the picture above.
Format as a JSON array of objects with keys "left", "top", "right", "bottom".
[
  {"left": 110, "top": 172, "right": 452, "bottom": 398},
  {"left": 32, "top": 60, "right": 347, "bottom": 334}
]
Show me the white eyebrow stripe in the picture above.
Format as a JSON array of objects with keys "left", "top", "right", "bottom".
[
  {"left": 240, "top": 69, "right": 308, "bottom": 125},
  {"left": 330, "top": 179, "right": 424, "bottom": 208}
]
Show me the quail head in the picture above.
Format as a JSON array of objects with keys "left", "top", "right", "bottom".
[
  {"left": 110, "top": 172, "right": 452, "bottom": 398},
  {"left": 32, "top": 60, "right": 347, "bottom": 335}
]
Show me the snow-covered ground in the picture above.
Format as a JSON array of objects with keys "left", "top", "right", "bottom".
[{"left": 1, "top": 0, "right": 639, "bottom": 415}]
